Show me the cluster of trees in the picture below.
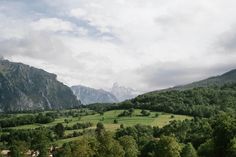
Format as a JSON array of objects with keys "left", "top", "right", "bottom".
[
  {"left": 0, "top": 113, "right": 235, "bottom": 157},
  {"left": 118, "top": 108, "right": 135, "bottom": 117},
  {"left": 65, "top": 122, "right": 93, "bottom": 130},
  {"left": 140, "top": 110, "right": 151, "bottom": 116},
  {"left": 54, "top": 116, "right": 232, "bottom": 157},
  {"left": 115, "top": 113, "right": 236, "bottom": 157},
  {"left": 0, "top": 113, "right": 54, "bottom": 128},
  {"left": 53, "top": 122, "right": 139, "bottom": 157},
  {"left": 0, "top": 127, "right": 53, "bottom": 157}
]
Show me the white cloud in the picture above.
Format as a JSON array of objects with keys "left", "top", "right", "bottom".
[
  {"left": 1, "top": 0, "right": 236, "bottom": 92},
  {"left": 30, "top": 18, "right": 75, "bottom": 32}
]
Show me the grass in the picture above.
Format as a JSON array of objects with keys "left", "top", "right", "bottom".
[
  {"left": 79, "top": 109, "right": 192, "bottom": 131},
  {"left": 7, "top": 109, "right": 191, "bottom": 131},
  {"left": 5, "top": 109, "right": 192, "bottom": 145},
  {"left": 54, "top": 136, "right": 82, "bottom": 146}
]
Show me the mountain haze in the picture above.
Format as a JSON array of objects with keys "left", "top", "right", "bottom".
[
  {"left": 71, "top": 85, "right": 118, "bottom": 105},
  {"left": 0, "top": 59, "right": 80, "bottom": 112},
  {"left": 110, "top": 83, "right": 139, "bottom": 101}
]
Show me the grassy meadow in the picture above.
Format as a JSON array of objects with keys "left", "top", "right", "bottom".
[{"left": 8, "top": 109, "right": 191, "bottom": 131}]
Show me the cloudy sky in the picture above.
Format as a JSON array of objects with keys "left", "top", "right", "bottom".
[{"left": 0, "top": 0, "right": 236, "bottom": 92}]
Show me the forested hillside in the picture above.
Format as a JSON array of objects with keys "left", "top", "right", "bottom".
[{"left": 116, "top": 83, "right": 236, "bottom": 117}]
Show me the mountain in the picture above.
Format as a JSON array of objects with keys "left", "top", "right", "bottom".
[
  {"left": 154, "top": 69, "right": 236, "bottom": 93},
  {"left": 71, "top": 85, "right": 118, "bottom": 105},
  {"left": 110, "top": 83, "right": 139, "bottom": 101},
  {"left": 0, "top": 59, "right": 80, "bottom": 112}
]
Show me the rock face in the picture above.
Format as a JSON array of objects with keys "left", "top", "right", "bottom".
[
  {"left": 110, "top": 83, "right": 139, "bottom": 101},
  {"left": 0, "top": 60, "right": 80, "bottom": 112},
  {"left": 71, "top": 85, "right": 118, "bottom": 105}
]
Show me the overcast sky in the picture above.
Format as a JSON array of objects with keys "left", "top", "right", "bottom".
[{"left": 0, "top": 0, "right": 236, "bottom": 92}]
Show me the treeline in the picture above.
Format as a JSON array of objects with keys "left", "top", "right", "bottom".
[
  {"left": 0, "top": 113, "right": 54, "bottom": 128},
  {"left": 88, "top": 83, "right": 236, "bottom": 117},
  {"left": 0, "top": 109, "right": 94, "bottom": 128},
  {"left": 53, "top": 113, "right": 236, "bottom": 157},
  {"left": 65, "top": 122, "right": 93, "bottom": 130}
]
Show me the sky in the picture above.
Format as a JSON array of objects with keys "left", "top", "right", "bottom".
[{"left": 0, "top": 0, "right": 236, "bottom": 92}]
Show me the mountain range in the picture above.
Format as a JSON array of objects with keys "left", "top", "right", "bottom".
[
  {"left": 0, "top": 59, "right": 80, "bottom": 112},
  {"left": 71, "top": 85, "right": 118, "bottom": 105},
  {"left": 71, "top": 83, "right": 139, "bottom": 105}
]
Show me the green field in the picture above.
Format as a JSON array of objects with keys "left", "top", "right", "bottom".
[
  {"left": 8, "top": 109, "right": 192, "bottom": 132},
  {"left": 1, "top": 109, "right": 192, "bottom": 146}
]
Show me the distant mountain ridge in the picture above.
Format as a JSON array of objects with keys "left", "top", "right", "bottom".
[
  {"left": 110, "top": 83, "right": 139, "bottom": 101},
  {"left": 0, "top": 59, "right": 80, "bottom": 112},
  {"left": 71, "top": 83, "right": 140, "bottom": 105},
  {"left": 71, "top": 85, "right": 118, "bottom": 105},
  {"left": 152, "top": 69, "right": 236, "bottom": 93}
]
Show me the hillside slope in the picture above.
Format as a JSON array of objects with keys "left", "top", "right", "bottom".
[
  {"left": 169, "top": 69, "right": 236, "bottom": 91},
  {"left": 0, "top": 60, "right": 80, "bottom": 111}
]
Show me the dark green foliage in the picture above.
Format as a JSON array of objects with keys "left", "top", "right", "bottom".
[
  {"left": 118, "top": 136, "right": 139, "bottom": 157},
  {"left": 54, "top": 123, "right": 65, "bottom": 138},
  {"left": 140, "top": 110, "right": 150, "bottom": 116},
  {"left": 181, "top": 143, "right": 198, "bottom": 157},
  {"left": 0, "top": 113, "right": 54, "bottom": 128},
  {"left": 211, "top": 113, "right": 236, "bottom": 157},
  {"left": 141, "top": 136, "right": 181, "bottom": 157},
  {"left": 96, "top": 122, "right": 105, "bottom": 135},
  {"left": 155, "top": 118, "right": 212, "bottom": 148},
  {"left": 96, "top": 131, "right": 125, "bottom": 157},
  {"left": 116, "top": 124, "right": 153, "bottom": 148},
  {"left": 9, "top": 140, "right": 28, "bottom": 157},
  {"left": 62, "top": 136, "right": 97, "bottom": 157},
  {"left": 197, "top": 139, "right": 215, "bottom": 157},
  {"left": 141, "top": 139, "right": 159, "bottom": 157},
  {"left": 114, "top": 119, "right": 118, "bottom": 124},
  {"left": 118, "top": 109, "right": 134, "bottom": 117},
  {"left": 65, "top": 122, "right": 93, "bottom": 130},
  {"left": 155, "top": 136, "right": 181, "bottom": 157},
  {"left": 31, "top": 128, "right": 50, "bottom": 157}
]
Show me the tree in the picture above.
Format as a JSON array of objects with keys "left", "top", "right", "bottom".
[
  {"left": 114, "top": 119, "right": 118, "bottom": 124},
  {"left": 212, "top": 114, "right": 236, "bottom": 157},
  {"left": 31, "top": 128, "right": 50, "bottom": 157},
  {"left": 141, "top": 139, "right": 159, "bottom": 157},
  {"left": 119, "top": 136, "right": 139, "bottom": 157},
  {"left": 53, "top": 143, "right": 72, "bottom": 157},
  {"left": 197, "top": 139, "right": 215, "bottom": 157},
  {"left": 181, "top": 143, "right": 198, "bottom": 157},
  {"left": 71, "top": 136, "right": 98, "bottom": 157},
  {"left": 227, "top": 137, "right": 236, "bottom": 157},
  {"left": 141, "top": 110, "right": 150, "bottom": 116},
  {"left": 54, "top": 123, "right": 65, "bottom": 138},
  {"left": 156, "top": 136, "right": 181, "bottom": 157},
  {"left": 10, "top": 140, "right": 28, "bottom": 157},
  {"left": 96, "top": 131, "right": 125, "bottom": 157},
  {"left": 96, "top": 122, "right": 105, "bottom": 135}
]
